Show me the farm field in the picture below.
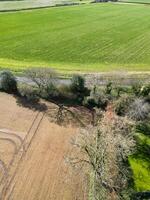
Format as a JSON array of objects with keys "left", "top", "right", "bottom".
[
  {"left": 0, "top": 92, "right": 88, "bottom": 199},
  {"left": 0, "top": 3, "right": 150, "bottom": 73}
]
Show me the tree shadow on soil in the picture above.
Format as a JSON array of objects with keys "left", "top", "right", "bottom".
[
  {"left": 14, "top": 95, "right": 48, "bottom": 112},
  {"left": 14, "top": 95, "right": 92, "bottom": 127}
]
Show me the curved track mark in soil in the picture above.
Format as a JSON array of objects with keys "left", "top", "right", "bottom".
[
  {"left": 0, "top": 160, "right": 8, "bottom": 180},
  {"left": 0, "top": 138, "right": 18, "bottom": 154},
  {"left": 0, "top": 131, "right": 23, "bottom": 146},
  {"left": 0, "top": 112, "right": 39, "bottom": 183},
  {"left": 1, "top": 112, "right": 45, "bottom": 199},
  {"left": 0, "top": 112, "right": 40, "bottom": 198},
  {"left": 0, "top": 138, "right": 18, "bottom": 185},
  {"left": 0, "top": 131, "right": 25, "bottom": 154}
]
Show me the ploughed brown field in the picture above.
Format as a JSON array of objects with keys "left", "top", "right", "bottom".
[{"left": 0, "top": 93, "right": 88, "bottom": 200}]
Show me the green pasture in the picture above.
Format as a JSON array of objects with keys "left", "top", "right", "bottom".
[
  {"left": 129, "top": 132, "right": 150, "bottom": 191},
  {"left": 0, "top": 3, "right": 150, "bottom": 73}
]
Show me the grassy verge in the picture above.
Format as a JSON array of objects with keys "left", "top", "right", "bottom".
[{"left": 129, "top": 133, "right": 150, "bottom": 191}]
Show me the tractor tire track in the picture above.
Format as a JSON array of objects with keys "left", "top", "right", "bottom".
[
  {"left": 0, "top": 111, "right": 40, "bottom": 198},
  {"left": 1, "top": 112, "right": 45, "bottom": 200},
  {"left": 0, "top": 131, "right": 25, "bottom": 153},
  {"left": 0, "top": 160, "right": 8, "bottom": 185},
  {"left": 0, "top": 138, "right": 19, "bottom": 186}
]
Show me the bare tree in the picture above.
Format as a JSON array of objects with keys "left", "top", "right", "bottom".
[
  {"left": 25, "top": 67, "right": 58, "bottom": 92},
  {"left": 72, "top": 110, "right": 136, "bottom": 200}
]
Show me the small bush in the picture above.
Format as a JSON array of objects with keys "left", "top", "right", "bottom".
[
  {"left": 41, "top": 83, "right": 59, "bottom": 100},
  {"left": 140, "top": 83, "right": 150, "bottom": 97},
  {"left": 58, "top": 84, "right": 75, "bottom": 99},
  {"left": 71, "top": 75, "right": 85, "bottom": 92},
  {"left": 128, "top": 98, "right": 150, "bottom": 121},
  {"left": 0, "top": 70, "right": 17, "bottom": 93},
  {"left": 131, "top": 83, "right": 142, "bottom": 96},
  {"left": 105, "top": 82, "right": 112, "bottom": 95},
  {"left": 114, "top": 94, "right": 134, "bottom": 116},
  {"left": 115, "top": 86, "right": 129, "bottom": 97},
  {"left": 136, "top": 122, "right": 150, "bottom": 136},
  {"left": 70, "top": 75, "right": 89, "bottom": 103},
  {"left": 83, "top": 96, "right": 96, "bottom": 108},
  {"left": 145, "top": 92, "right": 150, "bottom": 103},
  {"left": 131, "top": 83, "right": 150, "bottom": 97},
  {"left": 83, "top": 86, "right": 108, "bottom": 109},
  {"left": 18, "top": 84, "right": 39, "bottom": 103}
]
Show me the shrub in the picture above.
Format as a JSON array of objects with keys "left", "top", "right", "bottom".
[
  {"left": 0, "top": 70, "right": 17, "bottom": 93},
  {"left": 145, "top": 92, "right": 150, "bottom": 103},
  {"left": 41, "top": 83, "right": 59, "bottom": 100},
  {"left": 140, "top": 83, "right": 150, "bottom": 97},
  {"left": 127, "top": 98, "right": 150, "bottom": 121},
  {"left": 71, "top": 74, "right": 85, "bottom": 92},
  {"left": 105, "top": 82, "right": 112, "bottom": 95},
  {"left": 131, "top": 83, "right": 150, "bottom": 97},
  {"left": 83, "top": 96, "right": 97, "bottom": 108},
  {"left": 83, "top": 86, "right": 108, "bottom": 109},
  {"left": 115, "top": 86, "right": 128, "bottom": 97},
  {"left": 136, "top": 122, "right": 150, "bottom": 136},
  {"left": 131, "top": 83, "right": 142, "bottom": 96},
  {"left": 70, "top": 75, "right": 89, "bottom": 103},
  {"left": 114, "top": 94, "right": 134, "bottom": 116},
  {"left": 18, "top": 84, "right": 39, "bottom": 103},
  {"left": 58, "top": 84, "right": 75, "bottom": 99}
]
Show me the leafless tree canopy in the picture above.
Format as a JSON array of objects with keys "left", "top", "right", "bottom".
[
  {"left": 25, "top": 67, "right": 58, "bottom": 91},
  {"left": 73, "top": 109, "right": 136, "bottom": 200}
]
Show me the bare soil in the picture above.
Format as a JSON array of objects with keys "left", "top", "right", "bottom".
[{"left": 0, "top": 92, "right": 88, "bottom": 200}]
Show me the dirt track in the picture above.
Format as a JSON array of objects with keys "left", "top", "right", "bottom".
[{"left": 0, "top": 93, "right": 87, "bottom": 200}]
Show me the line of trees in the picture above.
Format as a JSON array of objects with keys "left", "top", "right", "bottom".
[{"left": 0, "top": 68, "right": 150, "bottom": 199}]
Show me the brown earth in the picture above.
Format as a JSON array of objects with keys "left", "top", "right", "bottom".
[{"left": 0, "top": 92, "right": 88, "bottom": 200}]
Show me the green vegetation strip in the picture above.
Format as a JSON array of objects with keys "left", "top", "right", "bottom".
[
  {"left": 0, "top": 3, "right": 150, "bottom": 73},
  {"left": 129, "top": 133, "right": 150, "bottom": 191}
]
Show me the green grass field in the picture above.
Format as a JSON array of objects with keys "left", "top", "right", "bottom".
[
  {"left": 129, "top": 132, "right": 150, "bottom": 191},
  {"left": 0, "top": 3, "right": 150, "bottom": 73}
]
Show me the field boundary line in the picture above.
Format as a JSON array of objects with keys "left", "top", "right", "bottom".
[{"left": 0, "top": 2, "right": 81, "bottom": 13}]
